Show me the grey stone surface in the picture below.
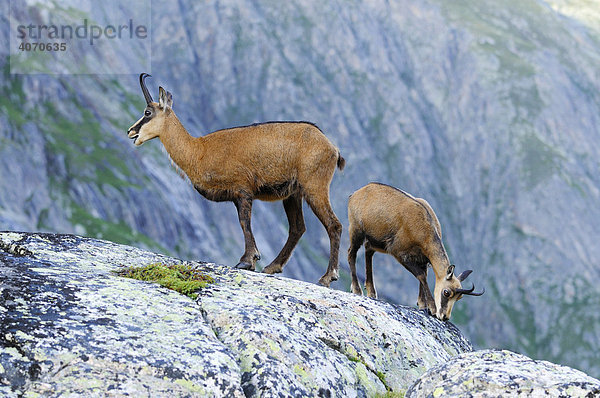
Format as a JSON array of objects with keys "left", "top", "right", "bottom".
[
  {"left": 197, "top": 256, "right": 472, "bottom": 396},
  {"left": 406, "top": 349, "right": 600, "bottom": 398},
  {"left": 0, "top": 232, "right": 244, "bottom": 397},
  {"left": 0, "top": 232, "right": 472, "bottom": 397}
]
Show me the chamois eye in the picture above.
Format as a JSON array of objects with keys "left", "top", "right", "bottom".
[
  {"left": 443, "top": 289, "right": 451, "bottom": 298},
  {"left": 144, "top": 110, "right": 151, "bottom": 117}
]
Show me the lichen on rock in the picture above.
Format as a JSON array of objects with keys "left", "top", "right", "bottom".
[
  {"left": 0, "top": 232, "right": 472, "bottom": 397},
  {"left": 196, "top": 261, "right": 472, "bottom": 396},
  {"left": 0, "top": 232, "right": 243, "bottom": 397},
  {"left": 2, "top": 232, "right": 600, "bottom": 397}
]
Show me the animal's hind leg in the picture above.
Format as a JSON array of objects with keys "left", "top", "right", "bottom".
[
  {"left": 304, "top": 190, "right": 342, "bottom": 287},
  {"left": 364, "top": 243, "right": 377, "bottom": 298},
  {"left": 263, "top": 193, "right": 305, "bottom": 274},
  {"left": 234, "top": 196, "right": 260, "bottom": 271},
  {"left": 348, "top": 225, "right": 365, "bottom": 295}
]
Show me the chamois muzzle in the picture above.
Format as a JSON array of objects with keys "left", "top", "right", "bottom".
[
  {"left": 455, "top": 283, "right": 485, "bottom": 296},
  {"left": 140, "top": 73, "right": 153, "bottom": 104}
]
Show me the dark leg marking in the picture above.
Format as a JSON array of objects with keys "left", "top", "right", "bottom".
[
  {"left": 234, "top": 196, "right": 260, "bottom": 271},
  {"left": 306, "top": 193, "right": 342, "bottom": 287},
  {"left": 399, "top": 258, "right": 436, "bottom": 315},
  {"left": 416, "top": 273, "right": 436, "bottom": 315},
  {"left": 364, "top": 244, "right": 376, "bottom": 298},
  {"left": 348, "top": 229, "right": 365, "bottom": 295},
  {"left": 263, "top": 193, "right": 305, "bottom": 274}
]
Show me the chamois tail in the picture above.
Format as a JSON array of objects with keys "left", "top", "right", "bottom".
[{"left": 337, "top": 152, "right": 346, "bottom": 171}]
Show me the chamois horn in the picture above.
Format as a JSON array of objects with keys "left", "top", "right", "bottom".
[
  {"left": 457, "top": 269, "right": 473, "bottom": 281},
  {"left": 140, "top": 73, "right": 153, "bottom": 104},
  {"left": 455, "top": 283, "right": 485, "bottom": 296}
]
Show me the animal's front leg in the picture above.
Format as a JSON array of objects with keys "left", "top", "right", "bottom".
[
  {"left": 416, "top": 274, "right": 436, "bottom": 316},
  {"left": 234, "top": 197, "right": 260, "bottom": 271},
  {"left": 417, "top": 283, "right": 427, "bottom": 310}
]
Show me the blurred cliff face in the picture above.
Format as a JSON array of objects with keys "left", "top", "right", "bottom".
[{"left": 2, "top": 0, "right": 600, "bottom": 377}]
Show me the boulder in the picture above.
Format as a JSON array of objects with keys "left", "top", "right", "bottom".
[{"left": 406, "top": 349, "right": 600, "bottom": 397}]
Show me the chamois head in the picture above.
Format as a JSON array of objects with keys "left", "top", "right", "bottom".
[
  {"left": 434, "top": 265, "right": 484, "bottom": 321},
  {"left": 127, "top": 73, "right": 174, "bottom": 146}
]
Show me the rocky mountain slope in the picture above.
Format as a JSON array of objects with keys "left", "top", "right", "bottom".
[
  {"left": 2, "top": 232, "right": 599, "bottom": 397},
  {"left": 2, "top": 0, "right": 600, "bottom": 377}
]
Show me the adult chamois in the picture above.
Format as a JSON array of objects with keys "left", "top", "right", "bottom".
[
  {"left": 127, "top": 74, "right": 344, "bottom": 286},
  {"left": 347, "top": 183, "right": 483, "bottom": 321}
]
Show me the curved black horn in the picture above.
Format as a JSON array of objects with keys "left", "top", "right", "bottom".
[
  {"left": 140, "top": 73, "right": 153, "bottom": 104},
  {"left": 455, "top": 283, "right": 485, "bottom": 296},
  {"left": 457, "top": 269, "right": 473, "bottom": 282}
]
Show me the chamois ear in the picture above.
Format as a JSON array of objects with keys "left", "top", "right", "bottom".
[
  {"left": 446, "top": 264, "right": 455, "bottom": 280},
  {"left": 158, "top": 86, "right": 173, "bottom": 111}
]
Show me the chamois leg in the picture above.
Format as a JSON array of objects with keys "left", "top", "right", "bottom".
[
  {"left": 364, "top": 244, "right": 377, "bottom": 298},
  {"left": 348, "top": 227, "right": 365, "bottom": 295},
  {"left": 401, "top": 260, "right": 436, "bottom": 315},
  {"left": 233, "top": 197, "right": 260, "bottom": 271},
  {"left": 414, "top": 267, "right": 429, "bottom": 310},
  {"left": 417, "top": 282, "right": 428, "bottom": 310},
  {"left": 305, "top": 191, "right": 342, "bottom": 287},
  {"left": 415, "top": 272, "right": 436, "bottom": 315},
  {"left": 263, "top": 193, "right": 305, "bottom": 274}
]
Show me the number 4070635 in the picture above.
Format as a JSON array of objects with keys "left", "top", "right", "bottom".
[{"left": 18, "top": 42, "right": 67, "bottom": 51}]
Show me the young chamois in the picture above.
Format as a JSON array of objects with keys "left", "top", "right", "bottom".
[
  {"left": 127, "top": 74, "right": 344, "bottom": 286},
  {"left": 347, "top": 183, "right": 483, "bottom": 321}
]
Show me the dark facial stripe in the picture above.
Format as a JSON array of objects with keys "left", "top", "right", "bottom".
[
  {"left": 440, "top": 295, "right": 450, "bottom": 313},
  {"left": 130, "top": 116, "right": 152, "bottom": 134}
]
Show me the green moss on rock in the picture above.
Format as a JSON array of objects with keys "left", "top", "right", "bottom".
[{"left": 114, "top": 263, "right": 214, "bottom": 299}]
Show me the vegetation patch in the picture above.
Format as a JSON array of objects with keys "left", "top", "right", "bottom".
[
  {"left": 114, "top": 263, "right": 214, "bottom": 299},
  {"left": 376, "top": 392, "right": 405, "bottom": 398},
  {"left": 347, "top": 353, "right": 393, "bottom": 393}
]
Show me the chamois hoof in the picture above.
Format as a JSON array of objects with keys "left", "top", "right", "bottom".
[
  {"left": 318, "top": 274, "right": 337, "bottom": 287},
  {"left": 318, "top": 279, "right": 331, "bottom": 288},
  {"left": 417, "top": 307, "right": 436, "bottom": 317},
  {"left": 235, "top": 261, "right": 255, "bottom": 271},
  {"left": 350, "top": 284, "right": 363, "bottom": 295},
  {"left": 262, "top": 264, "right": 283, "bottom": 274}
]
